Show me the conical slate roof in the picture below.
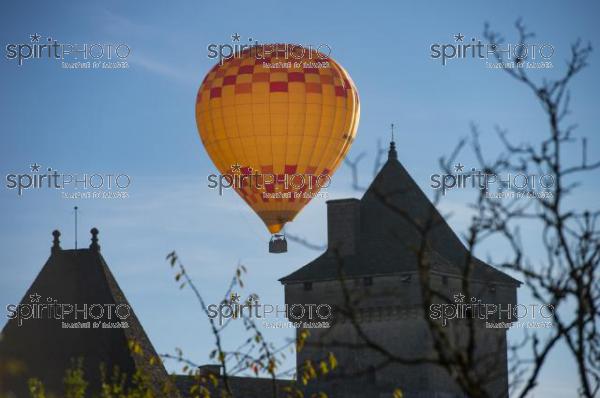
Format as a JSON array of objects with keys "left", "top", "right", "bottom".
[
  {"left": 280, "top": 142, "right": 519, "bottom": 285},
  {"left": 0, "top": 229, "right": 175, "bottom": 397}
]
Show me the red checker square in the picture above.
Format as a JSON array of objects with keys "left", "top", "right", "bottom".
[
  {"left": 238, "top": 65, "right": 254, "bottom": 74},
  {"left": 210, "top": 87, "right": 222, "bottom": 98},
  {"left": 223, "top": 75, "right": 237, "bottom": 85},
  {"left": 284, "top": 164, "right": 298, "bottom": 174},
  {"left": 270, "top": 82, "right": 288, "bottom": 92},
  {"left": 283, "top": 164, "right": 298, "bottom": 174},
  {"left": 335, "top": 86, "right": 347, "bottom": 97},
  {"left": 304, "top": 67, "right": 319, "bottom": 74},
  {"left": 288, "top": 72, "right": 305, "bottom": 82}
]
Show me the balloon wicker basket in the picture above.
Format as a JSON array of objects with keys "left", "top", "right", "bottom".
[{"left": 269, "top": 234, "right": 287, "bottom": 254}]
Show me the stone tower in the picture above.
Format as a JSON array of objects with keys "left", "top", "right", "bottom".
[{"left": 280, "top": 142, "right": 520, "bottom": 398}]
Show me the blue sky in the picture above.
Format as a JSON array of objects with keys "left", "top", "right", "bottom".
[{"left": 1, "top": 1, "right": 599, "bottom": 396}]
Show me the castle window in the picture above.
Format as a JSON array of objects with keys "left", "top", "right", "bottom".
[
  {"left": 401, "top": 274, "right": 412, "bottom": 283},
  {"left": 489, "top": 284, "right": 497, "bottom": 293},
  {"left": 303, "top": 282, "right": 313, "bottom": 291},
  {"left": 363, "top": 276, "right": 373, "bottom": 286}
]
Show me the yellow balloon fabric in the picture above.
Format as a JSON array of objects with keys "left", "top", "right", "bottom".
[{"left": 195, "top": 44, "right": 360, "bottom": 234}]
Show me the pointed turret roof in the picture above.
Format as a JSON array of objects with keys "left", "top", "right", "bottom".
[
  {"left": 280, "top": 142, "right": 519, "bottom": 285},
  {"left": 0, "top": 229, "right": 175, "bottom": 397}
]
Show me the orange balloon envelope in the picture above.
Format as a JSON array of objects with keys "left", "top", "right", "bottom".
[{"left": 195, "top": 44, "right": 360, "bottom": 239}]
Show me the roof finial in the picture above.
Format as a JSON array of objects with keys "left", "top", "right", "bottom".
[
  {"left": 388, "top": 123, "right": 398, "bottom": 160},
  {"left": 90, "top": 228, "right": 100, "bottom": 252},
  {"left": 52, "top": 230, "right": 61, "bottom": 254}
]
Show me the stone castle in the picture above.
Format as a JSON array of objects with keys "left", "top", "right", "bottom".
[{"left": 0, "top": 142, "right": 519, "bottom": 397}]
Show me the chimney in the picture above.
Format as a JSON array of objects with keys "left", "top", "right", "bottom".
[
  {"left": 327, "top": 198, "right": 361, "bottom": 256},
  {"left": 198, "top": 364, "right": 222, "bottom": 376}
]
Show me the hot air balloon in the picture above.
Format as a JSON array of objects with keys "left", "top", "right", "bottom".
[{"left": 195, "top": 43, "right": 360, "bottom": 253}]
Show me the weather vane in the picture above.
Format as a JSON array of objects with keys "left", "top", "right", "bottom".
[
  {"left": 74, "top": 206, "right": 79, "bottom": 249},
  {"left": 390, "top": 123, "right": 395, "bottom": 142}
]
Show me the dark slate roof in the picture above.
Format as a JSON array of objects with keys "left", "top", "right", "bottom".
[
  {"left": 175, "top": 374, "right": 293, "bottom": 398},
  {"left": 280, "top": 143, "right": 520, "bottom": 286},
  {"left": 0, "top": 230, "right": 176, "bottom": 398}
]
